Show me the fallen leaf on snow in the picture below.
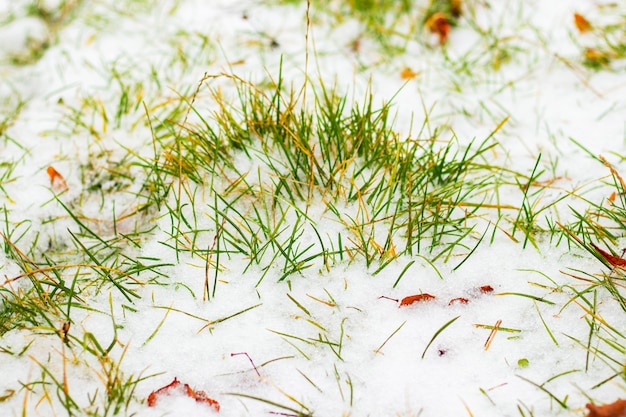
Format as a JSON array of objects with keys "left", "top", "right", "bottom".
[
  {"left": 147, "top": 377, "right": 220, "bottom": 411},
  {"left": 585, "top": 399, "right": 626, "bottom": 417},
  {"left": 479, "top": 285, "right": 494, "bottom": 293},
  {"left": 448, "top": 297, "right": 469, "bottom": 305},
  {"left": 574, "top": 12, "right": 592, "bottom": 33},
  {"left": 400, "top": 293, "right": 436, "bottom": 306},
  {"left": 591, "top": 243, "right": 626, "bottom": 269},
  {"left": 400, "top": 67, "right": 419, "bottom": 80},
  {"left": 46, "top": 166, "right": 68, "bottom": 192},
  {"left": 425, "top": 12, "right": 451, "bottom": 44},
  {"left": 608, "top": 191, "right": 616, "bottom": 202}
]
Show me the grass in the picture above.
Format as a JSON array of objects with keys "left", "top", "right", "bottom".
[
  {"left": 555, "top": 148, "right": 626, "bottom": 394},
  {"left": 1, "top": 0, "right": 626, "bottom": 415},
  {"left": 569, "top": 4, "right": 626, "bottom": 70},
  {"left": 144, "top": 66, "right": 519, "bottom": 284},
  {"left": 1, "top": 0, "right": 84, "bottom": 65}
]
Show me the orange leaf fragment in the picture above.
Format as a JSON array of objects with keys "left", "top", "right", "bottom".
[
  {"left": 46, "top": 166, "right": 68, "bottom": 192},
  {"left": 585, "top": 399, "right": 626, "bottom": 417},
  {"left": 479, "top": 285, "right": 494, "bottom": 293},
  {"left": 400, "top": 67, "right": 419, "bottom": 80},
  {"left": 400, "top": 293, "right": 435, "bottom": 306},
  {"left": 608, "top": 191, "right": 617, "bottom": 202},
  {"left": 574, "top": 12, "right": 592, "bottom": 33},
  {"left": 448, "top": 297, "right": 469, "bottom": 305},
  {"left": 425, "top": 12, "right": 451, "bottom": 44},
  {"left": 584, "top": 48, "right": 610, "bottom": 67},
  {"left": 147, "top": 378, "right": 220, "bottom": 411},
  {"left": 591, "top": 243, "right": 626, "bottom": 269}
]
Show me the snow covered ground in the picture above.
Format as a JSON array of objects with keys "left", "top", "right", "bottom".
[{"left": 1, "top": 1, "right": 625, "bottom": 416}]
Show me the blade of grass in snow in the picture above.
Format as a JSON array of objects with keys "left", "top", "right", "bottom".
[
  {"left": 533, "top": 301, "right": 558, "bottom": 346},
  {"left": 421, "top": 315, "right": 460, "bottom": 359},
  {"left": 374, "top": 320, "right": 407, "bottom": 354},
  {"left": 516, "top": 375, "right": 568, "bottom": 409}
]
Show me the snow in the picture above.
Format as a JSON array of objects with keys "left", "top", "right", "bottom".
[{"left": 1, "top": 1, "right": 626, "bottom": 416}]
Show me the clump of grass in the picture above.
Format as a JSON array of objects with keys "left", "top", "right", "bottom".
[
  {"left": 556, "top": 146, "right": 626, "bottom": 391},
  {"left": 271, "top": 0, "right": 418, "bottom": 57},
  {"left": 0, "top": 96, "right": 26, "bottom": 144},
  {"left": 0, "top": 97, "right": 28, "bottom": 201},
  {"left": 0, "top": 170, "right": 170, "bottom": 338},
  {"left": 141, "top": 65, "right": 520, "bottom": 287},
  {"left": 0, "top": 231, "right": 72, "bottom": 336},
  {"left": 5, "top": 0, "right": 83, "bottom": 65},
  {"left": 452, "top": 1, "right": 534, "bottom": 75},
  {"left": 273, "top": 289, "right": 348, "bottom": 361},
  {"left": 343, "top": 0, "right": 413, "bottom": 43},
  {"left": 509, "top": 154, "right": 571, "bottom": 250},
  {"left": 0, "top": 158, "right": 23, "bottom": 202},
  {"left": 23, "top": 325, "right": 151, "bottom": 417},
  {"left": 569, "top": 5, "right": 626, "bottom": 70},
  {"left": 0, "top": 221, "right": 161, "bottom": 413},
  {"left": 562, "top": 141, "right": 626, "bottom": 246}
]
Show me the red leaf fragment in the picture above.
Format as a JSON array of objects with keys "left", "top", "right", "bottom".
[
  {"left": 448, "top": 297, "right": 469, "bottom": 305},
  {"left": 479, "top": 285, "right": 494, "bottom": 293},
  {"left": 585, "top": 399, "right": 626, "bottom": 417},
  {"left": 425, "top": 12, "right": 451, "bottom": 44},
  {"left": 400, "top": 293, "right": 435, "bottom": 306},
  {"left": 46, "top": 166, "right": 68, "bottom": 192},
  {"left": 574, "top": 12, "right": 592, "bottom": 33},
  {"left": 147, "top": 377, "right": 220, "bottom": 412},
  {"left": 591, "top": 243, "right": 626, "bottom": 269}
]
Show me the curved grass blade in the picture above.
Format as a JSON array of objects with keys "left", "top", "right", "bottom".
[{"left": 421, "top": 315, "right": 460, "bottom": 359}]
